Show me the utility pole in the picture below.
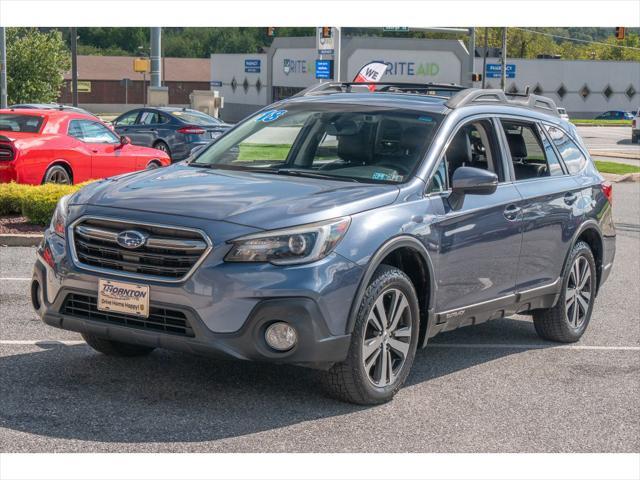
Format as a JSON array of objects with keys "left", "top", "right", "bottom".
[
  {"left": 334, "top": 27, "right": 341, "bottom": 82},
  {"left": 150, "top": 27, "right": 161, "bottom": 88},
  {"left": 0, "top": 27, "right": 7, "bottom": 108},
  {"left": 481, "top": 27, "right": 488, "bottom": 89},
  {"left": 466, "top": 27, "right": 475, "bottom": 87},
  {"left": 70, "top": 27, "right": 78, "bottom": 107},
  {"left": 500, "top": 27, "right": 507, "bottom": 91}
]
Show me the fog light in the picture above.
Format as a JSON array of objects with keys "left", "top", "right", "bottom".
[{"left": 265, "top": 322, "right": 297, "bottom": 351}]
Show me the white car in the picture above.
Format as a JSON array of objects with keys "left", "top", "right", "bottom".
[
  {"left": 632, "top": 109, "right": 639, "bottom": 144},
  {"left": 557, "top": 107, "right": 570, "bottom": 121}
]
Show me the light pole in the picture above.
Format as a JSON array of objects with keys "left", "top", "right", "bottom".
[
  {"left": 501, "top": 27, "right": 507, "bottom": 91},
  {"left": 70, "top": 27, "right": 78, "bottom": 107},
  {"left": 0, "top": 27, "right": 7, "bottom": 108}
]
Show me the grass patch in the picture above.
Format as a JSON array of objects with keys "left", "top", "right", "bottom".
[
  {"left": 238, "top": 143, "right": 291, "bottom": 162},
  {"left": 595, "top": 161, "right": 640, "bottom": 175},
  {"left": 572, "top": 119, "right": 632, "bottom": 126}
]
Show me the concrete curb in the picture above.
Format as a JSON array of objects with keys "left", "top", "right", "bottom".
[
  {"left": 590, "top": 151, "right": 640, "bottom": 161},
  {"left": 0, "top": 234, "right": 43, "bottom": 247},
  {"left": 601, "top": 172, "right": 640, "bottom": 183}
]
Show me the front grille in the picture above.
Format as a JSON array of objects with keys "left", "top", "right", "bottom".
[
  {"left": 62, "top": 293, "right": 195, "bottom": 337},
  {"left": 71, "top": 218, "right": 211, "bottom": 281}
]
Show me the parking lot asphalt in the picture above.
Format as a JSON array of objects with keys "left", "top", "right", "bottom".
[
  {"left": 0, "top": 184, "right": 638, "bottom": 453},
  {"left": 577, "top": 125, "right": 640, "bottom": 160}
]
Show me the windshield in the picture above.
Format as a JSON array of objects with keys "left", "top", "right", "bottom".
[
  {"left": 191, "top": 104, "right": 443, "bottom": 183},
  {"left": 0, "top": 114, "right": 44, "bottom": 133},
  {"left": 171, "top": 110, "right": 221, "bottom": 126}
]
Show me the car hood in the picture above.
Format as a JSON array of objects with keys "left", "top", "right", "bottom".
[{"left": 74, "top": 164, "right": 400, "bottom": 230}]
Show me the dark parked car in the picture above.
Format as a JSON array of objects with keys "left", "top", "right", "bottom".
[
  {"left": 112, "top": 107, "right": 232, "bottom": 161},
  {"left": 33, "top": 83, "right": 615, "bottom": 405},
  {"left": 594, "top": 110, "right": 634, "bottom": 120}
]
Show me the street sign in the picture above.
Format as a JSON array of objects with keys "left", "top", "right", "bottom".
[
  {"left": 133, "top": 58, "right": 150, "bottom": 73},
  {"left": 210, "top": 80, "right": 223, "bottom": 87},
  {"left": 383, "top": 27, "right": 409, "bottom": 32},
  {"left": 244, "top": 59, "right": 261, "bottom": 73},
  {"left": 317, "top": 27, "right": 335, "bottom": 55},
  {"left": 486, "top": 63, "right": 516, "bottom": 78},
  {"left": 315, "top": 59, "right": 334, "bottom": 80}
]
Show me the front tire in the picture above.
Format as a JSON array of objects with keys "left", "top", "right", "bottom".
[
  {"left": 43, "top": 165, "right": 72, "bottom": 184},
  {"left": 533, "top": 241, "right": 596, "bottom": 343},
  {"left": 322, "top": 265, "right": 420, "bottom": 405},
  {"left": 81, "top": 332, "right": 156, "bottom": 357}
]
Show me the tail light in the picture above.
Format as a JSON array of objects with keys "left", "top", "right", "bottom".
[
  {"left": 177, "top": 125, "right": 206, "bottom": 135},
  {"left": 602, "top": 182, "right": 613, "bottom": 204},
  {"left": 0, "top": 143, "right": 15, "bottom": 161}
]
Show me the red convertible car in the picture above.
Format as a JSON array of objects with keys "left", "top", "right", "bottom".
[{"left": 0, "top": 109, "right": 171, "bottom": 185}]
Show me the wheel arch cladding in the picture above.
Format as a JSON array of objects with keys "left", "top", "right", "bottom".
[
  {"left": 575, "top": 227, "right": 604, "bottom": 292},
  {"left": 347, "top": 236, "right": 433, "bottom": 346}
]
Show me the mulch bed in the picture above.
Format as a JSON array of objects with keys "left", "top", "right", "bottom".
[{"left": 0, "top": 216, "right": 45, "bottom": 235}]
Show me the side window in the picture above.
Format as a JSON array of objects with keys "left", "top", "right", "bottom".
[
  {"left": 77, "top": 121, "right": 120, "bottom": 144},
  {"left": 67, "top": 120, "right": 84, "bottom": 139},
  {"left": 115, "top": 111, "right": 138, "bottom": 126},
  {"left": 139, "top": 111, "right": 160, "bottom": 125},
  {"left": 544, "top": 125, "right": 587, "bottom": 174},
  {"left": 427, "top": 119, "right": 503, "bottom": 193},
  {"left": 501, "top": 120, "right": 563, "bottom": 181}
]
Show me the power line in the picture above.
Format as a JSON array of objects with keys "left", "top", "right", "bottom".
[{"left": 514, "top": 27, "right": 640, "bottom": 51}]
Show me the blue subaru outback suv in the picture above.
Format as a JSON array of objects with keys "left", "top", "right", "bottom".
[{"left": 32, "top": 83, "right": 616, "bottom": 404}]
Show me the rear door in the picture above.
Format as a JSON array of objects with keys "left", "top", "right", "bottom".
[
  {"left": 133, "top": 110, "right": 165, "bottom": 147},
  {"left": 427, "top": 117, "right": 524, "bottom": 318},
  {"left": 497, "top": 118, "right": 582, "bottom": 293}
]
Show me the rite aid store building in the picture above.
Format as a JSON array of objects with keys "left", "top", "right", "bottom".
[{"left": 211, "top": 36, "right": 639, "bottom": 122}]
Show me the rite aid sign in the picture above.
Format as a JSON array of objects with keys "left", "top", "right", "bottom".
[{"left": 486, "top": 63, "right": 516, "bottom": 78}]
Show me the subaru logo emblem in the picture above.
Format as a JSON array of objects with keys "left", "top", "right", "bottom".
[{"left": 116, "top": 230, "right": 148, "bottom": 249}]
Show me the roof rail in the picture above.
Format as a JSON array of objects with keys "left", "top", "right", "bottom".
[
  {"left": 294, "top": 81, "right": 466, "bottom": 98},
  {"left": 445, "top": 88, "right": 559, "bottom": 117}
]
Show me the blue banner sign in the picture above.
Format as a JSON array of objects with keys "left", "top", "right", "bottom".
[
  {"left": 245, "top": 59, "right": 261, "bottom": 73},
  {"left": 486, "top": 63, "right": 516, "bottom": 78},
  {"left": 315, "top": 59, "right": 334, "bottom": 80}
]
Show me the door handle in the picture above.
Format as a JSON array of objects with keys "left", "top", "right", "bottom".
[
  {"left": 91, "top": 149, "right": 98, "bottom": 153},
  {"left": 564, "top": 192, "right": 578, "bottom": 205},
  {"left": 503, "top": 204, "right": 521, "bottom": 221}
]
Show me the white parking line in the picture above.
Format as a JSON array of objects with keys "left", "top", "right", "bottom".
[
  {"left": 1, "top": 340, "right": 638, "bottom": 351},
  {"left": 0, "top": 277, "right": 31, "bottom": 281},
  {"left": 428, "top": 343, "right": 640, "bottom": 351}
]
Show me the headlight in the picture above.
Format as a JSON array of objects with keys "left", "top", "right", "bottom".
[
  {"left": 225, "top": 217, "right": 351, "bottom": 265},
  {"left": 50, "top": 194, "right": 71, "bottom": 238}
]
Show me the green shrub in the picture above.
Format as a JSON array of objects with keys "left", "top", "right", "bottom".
[
  {"left": 0, "top": 181, "right": 95, "bottom": 225},
  {"left": 0, "top": 182, "right": 30, "bottom": 215}
]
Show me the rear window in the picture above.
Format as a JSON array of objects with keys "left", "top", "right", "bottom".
[
  {"left": 0, "top": 114, "right": 44, "bottom": 133},
  {"left": 171, "top": 110, "right": 221, "bottom": 126}
]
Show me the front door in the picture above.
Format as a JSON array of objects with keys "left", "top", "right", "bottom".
[{"left": 427, "top": 118, "right": 523, "bottom": 317}]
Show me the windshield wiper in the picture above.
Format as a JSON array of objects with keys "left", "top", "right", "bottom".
[{"left": 277, "top": 168, "right": 361, "bottom": 183}]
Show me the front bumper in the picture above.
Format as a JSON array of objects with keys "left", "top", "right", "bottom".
[{"left": 32, "top": 220, "right": 361, "bottom": 368}]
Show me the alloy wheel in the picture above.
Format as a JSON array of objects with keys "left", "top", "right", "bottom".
[
  {"left": 47, "top": 169, "right": 70, "bottom": 184},
  {"left": 565, "top": 256, "right": 592, "bottom": 328},
  {"left": 362, "top": 288, "right": 412, "bottom": 387}
]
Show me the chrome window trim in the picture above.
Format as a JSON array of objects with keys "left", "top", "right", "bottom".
[{"left": 68, "top": 215, "right": 213, "bottom": 284}]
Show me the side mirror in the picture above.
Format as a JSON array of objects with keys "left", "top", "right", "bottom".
[
  {"left": 119, "top": 135, "right": 131, "bottom": 146},
  {"left": 448, "top": 166, "right": 498, "bottom": 210}
]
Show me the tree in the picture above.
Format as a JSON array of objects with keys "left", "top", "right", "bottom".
[{"left": 6, "top": 28, "right": 71, "bottom": 104}]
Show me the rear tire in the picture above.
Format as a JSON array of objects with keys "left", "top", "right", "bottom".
[
  {"left": 533, "top": 241, "right": 596, "bottom": 343},
  {"left": 322, "top": 265, "right": 420, "bottom": 405},
  {"left": 81, "top": 332, "right": 155, "bottom": 357},
  {"left": 43, "top": 165, "right": 72, "bottom": 185},
  {"left": 153, "top": 141, "right": 171, "bottom": 159}
]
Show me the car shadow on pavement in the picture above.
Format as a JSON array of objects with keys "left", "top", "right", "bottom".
[{"left": 0, "top": 316, "right": 553, "bottom": 446}]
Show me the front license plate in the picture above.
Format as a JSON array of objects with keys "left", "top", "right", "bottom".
[{"left": 97, "top": 279, "right": 150, "bottom": 318}]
